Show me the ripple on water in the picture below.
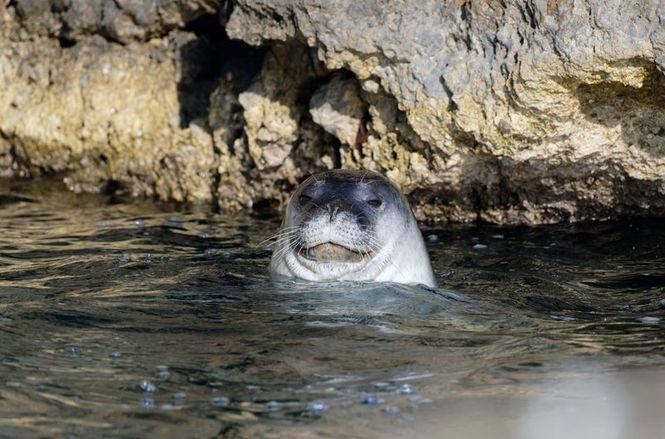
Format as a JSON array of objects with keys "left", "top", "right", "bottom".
[{"left": 1, "top": 179, "right": 665, "bottom": 437}]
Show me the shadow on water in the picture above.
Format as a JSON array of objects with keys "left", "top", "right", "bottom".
[{"left": 1, "top": 178, "right": 665, "bottom": 438}]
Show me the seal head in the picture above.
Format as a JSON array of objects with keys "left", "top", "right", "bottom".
[{"left": 269, "top": 169, "right": 437, "bottom": 287}]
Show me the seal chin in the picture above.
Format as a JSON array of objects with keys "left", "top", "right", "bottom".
[{"left": 298, "top": 242, "right": 372, "bottom": 264}]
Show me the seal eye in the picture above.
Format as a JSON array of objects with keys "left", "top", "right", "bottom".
[
  {"left": 299, "top": 194, "right": 312, "bottom": 205},
  {"left": 367, "top": 199, "right": 382, "bottom": 208}
]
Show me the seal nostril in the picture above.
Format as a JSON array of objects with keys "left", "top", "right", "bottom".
[
  {"left": 367, "top": 199, "right": 382, "bottom": 208},
  {"left": 328, "top": 205, "right": 340, "bottom": 221},
  {"left": 299, "top": 195, "right": 311, "bottom": 206}
]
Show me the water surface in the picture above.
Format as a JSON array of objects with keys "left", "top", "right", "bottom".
[{"left": 1, "top": 178, "right": 664, "bottom": 438}]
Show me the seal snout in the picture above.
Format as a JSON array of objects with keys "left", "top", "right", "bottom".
[{"left": 297, "top": 200, "right": 374, "bottom": 263}]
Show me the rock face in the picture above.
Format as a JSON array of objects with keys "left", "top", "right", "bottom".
[
  {"left": 2, "top": 0, "right": 665, "bottom": 223},
  {"left": 0, "top": 1, "right": 227, "bottom": 201}
]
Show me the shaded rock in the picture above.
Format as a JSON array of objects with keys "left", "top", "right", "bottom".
[
  {"left": 309, "top": 72, "right": 366, "bottom": 146},
  {"left": 10, "top": 0, "right": 225, "bottom": 43},
  {"left": 237, "top": 44, "right": 304, "bottom": 170},
  {"left": 218, "top": 42, "right": 337, "bottom": 210}
]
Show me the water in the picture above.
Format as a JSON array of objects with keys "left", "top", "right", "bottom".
[{"left": 1, "top": 178, "right": 665, "bottom": 438}]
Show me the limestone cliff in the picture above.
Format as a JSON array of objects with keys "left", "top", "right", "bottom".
[{"left": 2, "top": 0, "right": 665, "bottom": 223}]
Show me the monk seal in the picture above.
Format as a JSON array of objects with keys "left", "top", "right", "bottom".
[{"left": 269, "top": 169, "right": 437, "bottom": 287}]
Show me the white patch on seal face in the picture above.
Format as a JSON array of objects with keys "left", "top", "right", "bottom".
[
  {"left": 298, "top": 210, "right": 372, "bottom": 261},
  {"left": 288, "top": 205, "right": 379, "bottom": 278}
]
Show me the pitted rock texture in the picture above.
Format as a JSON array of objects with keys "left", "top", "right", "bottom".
[
  {"left": 0, "top": 2, "right": 229, "bottom": 201},
  {"left": 0, "top": 30, "right": 218, "bottom": 201},
  {"left": 3, "top": 0, "right": 665, "bottom": 223},
  {"left": 309, "top": 72, "right": 366, "bottom": 147},
  {"left": 227, "top": 0, "right": 665, "bottom": 223},
  {"left": 10, "top": 0, "right": 224, "bottom": 43},
  {"left": 0, "top": 1, "right": 337, "bottom": 210}
]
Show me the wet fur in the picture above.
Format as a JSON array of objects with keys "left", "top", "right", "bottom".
[{"left": 269, "top": 170, "right": 437, "bottom": 288}]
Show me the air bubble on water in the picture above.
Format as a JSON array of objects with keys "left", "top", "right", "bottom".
[
  {"left": 409, "top": 395, "right": 432, "bottom": 405},
  {"left": 491, "top": 234, "right": 505, "bottom": 239},
  {"left": 167, "top": 216, "right": 182, "bottom": 226},
  {"left": 212, "top": 396, "right": 230, "bottom": 407},
  {"left": 550, "top": 315, "right": 576, "bottom": 322},
  {"left": 156, "top": 366, "right": 171, "bottom": 381},
  {"left": 139, "top": 380, "right": 157, "bottom": 393},
  {"left": 266, "top": 401, "right": 281, "bottom": 411},
  {"left": 72, "top": 395, "right": 81, "bottom": 403},
  {"left": 362, "top": 394, "right": 384, "bottom": 405},
  {"left": 133, "top": 219, "right": 146, "bottom": 228},
  {"left": 440, "top": 271, "right": 454, "bottom": 279},
  {"left": 471, "top": 237, "right": 480, "bottom": 242},
  {"left": 160, "top": 403, "right": 174, "bottom": 411},
  {"left": 110, "top": 351, "right": 122, "bottom": 359},
  {"left": 173, "top": 392, "right": 186, "bottom": 404},
  {"left": 199, "top": 232, "right": 211, "bottom": 239},
  {"left": 427, "top": 234, "right": 439, "bottom": 242},
  {"left": 473, "top": 243, "right": 488, "bottom": 250},
  {"left": 139, "top": 397, "right": 155, "bottom": 409},
  {"left": 640, "top": 316, "right": 661, "bottom": 324},
  {"left": 307, "top": 402, "right": 327, "bottom": 414},
  {"left": 144, "top": 254, "right": 153, "bottom": 264},
  {"left": 118, "top": 254, "right": 131, "bottom": 263},
  {"left": 66, "top": 346, "right": 80, "bottom": 358},
  {"left": 383, "top": 406, "right": 400, "bottom": 415},
  {"left": 398, "top": 384, "right": 413, "bottom": 395}
]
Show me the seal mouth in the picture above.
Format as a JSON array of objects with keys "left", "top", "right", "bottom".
[{"left": 299, "top": 242, "right": 371, "bottom": 263}]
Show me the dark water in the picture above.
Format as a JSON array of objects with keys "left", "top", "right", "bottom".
[{"left": 1, "top": 178, "right": 665, "bottom": 438}]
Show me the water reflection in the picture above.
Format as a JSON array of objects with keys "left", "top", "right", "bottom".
[{"left": 0, "top": 178, "right": 664, "bottom": 438}]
